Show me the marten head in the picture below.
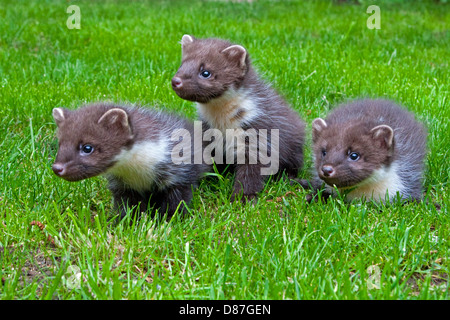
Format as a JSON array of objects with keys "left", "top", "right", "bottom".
[
  {"left": 311, "top": 118, "right": 395, "bottom": 189},
  {"left": 52, "top": 104, "right": 134, "bottom": 181},
  {"left": 171, "top": 35, "right": 250, "bottom": 103}
]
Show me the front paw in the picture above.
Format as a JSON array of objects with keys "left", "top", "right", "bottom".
[
  {"left": 304, "top": 189, "right": 333, "bottom": 204},
  {"left": 305, "top": 193, "right": 314, "bottom": 204}
]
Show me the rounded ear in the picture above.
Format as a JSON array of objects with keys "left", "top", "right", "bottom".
[
  {"left": 52, "top": 108, "right": 66, "bottom": 126},
  {"left": 98, "top": 108, "right": 131, "bottom": 135},
  {"left": 370, "top": 124, "right": 394, "bottom": 149},
  {"left": 221, "top": 44, "right": 247, "bottom": 69},
  {"left": 312, "top": 118, "right": 327, "bottom": 142},
  {"left": 181, "top": 34, "right": 194, "bottom": 48}
]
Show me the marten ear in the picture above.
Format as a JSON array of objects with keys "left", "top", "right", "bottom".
[
  {"left": 312, "top": 118, "right": 327, "bottom": 142},
  {"left": 98, "top": 108, "right": 132, "bottom": 135},
  {"left": 370, "top": 125, "right": 394, "bottom": 149},
  {"left": 221, "top": 45, "right": 247, "bottom": 69},
  {"left": 181, "top": 34, "right": 195, "bottom": 51},
  {"left": 52, "top": 108, "right": 66, "bottom": 126}
]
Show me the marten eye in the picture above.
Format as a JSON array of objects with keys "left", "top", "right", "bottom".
[
  {"left": 321, "top": 149, "right": 327, "bottom": 157},
  {"left": 200, "top": 70, "right": 211, "bottom": 79},
  {"left": 348, "top": 152, "right": 360, "bottom": 161},
  {"left": 81, "top": 144, "right": 94, "bottom": 155}
]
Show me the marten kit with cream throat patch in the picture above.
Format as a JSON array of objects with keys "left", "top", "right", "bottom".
[
  {"left": 309, "top": 99, "right": 427, "bottom": 203},
  {"left": 52, "top": 102, "right": 208, "bottom": 219},
  {"left": 172, "top": 35, "right": 306, "bottom": 202}
]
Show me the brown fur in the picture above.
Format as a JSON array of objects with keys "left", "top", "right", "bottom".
[
  {"left": 308, "top": 99, "right": 427, "bottom": 202},
  {"left": 52, "top": 102, "right": 207, "bottom": 219},
  {"left": 173, "top": 37, "right": 249, "bottom": 103},
  {"left": 313, "top": 120, "right": 394, "bottom": 188},
  {"left": 172, "top": 35, "right": 305, "bottom": 202},
  {"left": 52, "top": 105, "right": 136, "bottom": 181}
]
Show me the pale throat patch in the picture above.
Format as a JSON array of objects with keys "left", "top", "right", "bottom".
[
  {"left": 196, "top": 87, "right": 259, "bottom": 133},
  {"left": 107, "top": 139, "right": 168, "bottom": 192},
  {"left": 340, "top": 161, "right": 406, "bottom": 202},
  {"left": 197, "top": 87, "right": 260, "bottom": 158}
]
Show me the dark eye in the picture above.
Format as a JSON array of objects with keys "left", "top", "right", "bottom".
[
  {"left": 200, "top": 70, "right": 211, "bottom": 79},
  {"left": 321, "top": 149, "right": 327, "bottom": 157},
  {"left": 81, "top": 144, "right": 94, "bottom": 155},
  {"left": 348, "top": 152, "right": 360, "bottom": 161}
]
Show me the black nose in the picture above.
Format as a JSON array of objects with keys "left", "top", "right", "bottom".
[
  {"left": 171, "top": 77, "right": 182, "bottom": 88},
  {"left": 52, "top": 163, "right": 65, "bottom": 176},
  {"left": 321, "top": 165, "right": 334, "bottom": 177}
]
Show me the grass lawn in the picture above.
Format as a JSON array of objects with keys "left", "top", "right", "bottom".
[{"left": 0, "top": 0, "right": 448, "bottom": 300}]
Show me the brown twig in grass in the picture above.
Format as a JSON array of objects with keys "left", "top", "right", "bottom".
[
  {"left": 266, "top": 191, "right": 296, "bottom": 203},
  {"left": 30, "top": 220, "right": 45, "bottom": 230},
  {"left": 30, "top": 221, "right": 56, "bottom": 247}
]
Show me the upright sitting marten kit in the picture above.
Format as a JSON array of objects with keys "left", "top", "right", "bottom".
[
  {"left": 172, "top": 35, "right": 305, "bottom": 202},
  {"left": 310, "top": 99, "right": 427, "bottom": 202},
  {"left": 52, "top": 103, "right": 207, "bottom": 218}
]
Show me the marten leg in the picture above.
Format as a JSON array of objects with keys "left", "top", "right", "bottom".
[
  {"left": 109, "top": 187, "right": 148, "bottom": 219},
  {"left": 273, "top": 166, "right": 299, "bottom": 181},
  {"left": 285, "top": 168, "right": 299, "bottom": 180},
  {"left": 231, "top": 163, "right": 265, "bottom": 203},
  {"left": 289, "top": 175, "right": 333, "bottom": 204},
  {"left": 158, "top": 185, "right": 193, "bottom": 218},
  {"left": 273, "top": 143, "right": 304, "bottom": 181}
]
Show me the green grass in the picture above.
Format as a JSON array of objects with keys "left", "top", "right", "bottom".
[{"left": 0, "top": 0, "right": 449, "bottom": 300}]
